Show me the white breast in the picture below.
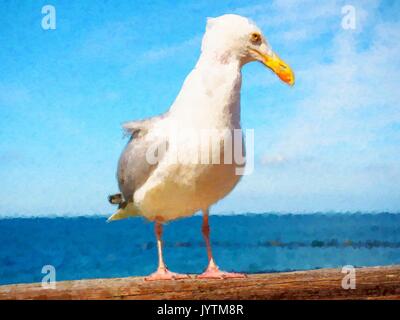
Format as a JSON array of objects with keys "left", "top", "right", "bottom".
[{"left": 134, "top": 58, "right": 244, "bottom": 221}]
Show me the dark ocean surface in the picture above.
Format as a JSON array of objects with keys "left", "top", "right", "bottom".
[{"left": 0, "top": 213, "right": 400, "bottom": 285}]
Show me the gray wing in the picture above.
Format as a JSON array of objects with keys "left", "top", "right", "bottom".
[{"left": 117, "top": 115, "right": 167, "bottom": 203}]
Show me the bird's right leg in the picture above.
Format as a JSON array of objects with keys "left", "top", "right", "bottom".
[
  {"left": 145, "top": 221, "right": 190, "bottom": 281},
  {"left": 197, "top": 209, "right": 246, "bottom": 279}
]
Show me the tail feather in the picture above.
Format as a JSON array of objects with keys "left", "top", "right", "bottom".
[{"left": 107, "top": 199, "right": 140, "bottom": 222}]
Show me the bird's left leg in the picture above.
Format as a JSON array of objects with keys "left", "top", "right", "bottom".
[
  {"left": 197, "top": 208, "right": 246, "bottom": 279},
  {"left": 145, "top": 221, "right": 190, "bottom": 281}
]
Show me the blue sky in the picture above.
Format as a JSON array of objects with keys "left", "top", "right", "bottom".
[{"left": 0, "top": 0, "right": 399, "bottom": 216}]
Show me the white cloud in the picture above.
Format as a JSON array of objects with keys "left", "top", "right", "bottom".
[
  {"left": 249, "top": 0, "right": 400, "bottom": 162},
  {"left": 139, "top": 35, "right": 201, "bottom": 63},
  {"left": 261, "top": 154, "right": 287, "bottom": 166},
  {"left": 120, "top": 35, "right": 202, "bottom": 76},
  {"left": 268, "top": 20, "right": 400, "bottom": 160}
]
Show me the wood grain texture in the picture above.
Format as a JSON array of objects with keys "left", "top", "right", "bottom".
[{"left": 0, "top": 265, "right": 399, "bottom": 300}]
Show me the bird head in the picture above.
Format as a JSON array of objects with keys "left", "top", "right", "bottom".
[{"left": 201, "top": 14, "right": 295, "bottom": 86}]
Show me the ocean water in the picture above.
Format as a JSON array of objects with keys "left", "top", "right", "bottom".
[{"left": 0, "top": 213, "right": 400, "bottom": 285}]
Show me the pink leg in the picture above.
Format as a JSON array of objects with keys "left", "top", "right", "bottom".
[
  {"left": 197, "top": 209, "right": 246, "bottom": 279},
  {"left": 145, "top": 222, "right": 190, "bottom": 281}
]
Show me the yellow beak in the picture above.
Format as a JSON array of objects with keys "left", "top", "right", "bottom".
[
  {"left": 252, "top": 49, "right": 295, "bottom": 86},
  {"left": 263, "top": 52, "right": 295, "bottom": 86}
]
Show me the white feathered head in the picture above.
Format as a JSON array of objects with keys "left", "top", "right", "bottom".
[{"left": 201, "top": 14, "right": 294, "bottom": 86}]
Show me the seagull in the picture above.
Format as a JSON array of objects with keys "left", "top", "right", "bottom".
[{"left": 108, "top": 14, "right": 294, "bottom": 280}]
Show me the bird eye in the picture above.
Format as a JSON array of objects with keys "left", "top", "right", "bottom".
[{"left": 250, "top": 33, "right": 261, "bottom": 44}]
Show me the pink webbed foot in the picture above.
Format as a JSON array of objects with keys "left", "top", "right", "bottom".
[
  {"left": 144, "top": 267, "right": 190, "bottom": 281},
  {"left": 197, "top": 265, "right": 246, "bottom": 279}
]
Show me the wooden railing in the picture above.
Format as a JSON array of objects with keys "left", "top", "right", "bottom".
[{"left": 0, "top": 265, "right": 399, "bottom": 300}]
